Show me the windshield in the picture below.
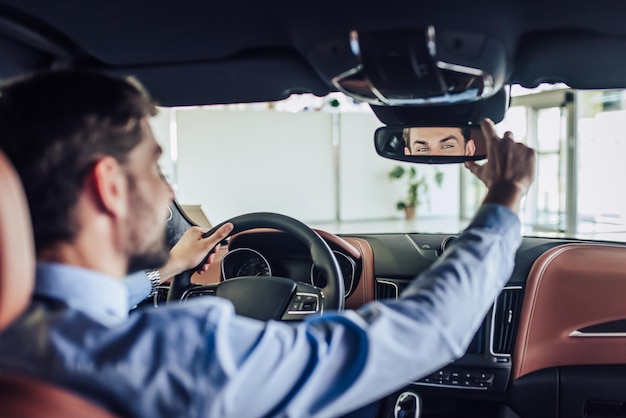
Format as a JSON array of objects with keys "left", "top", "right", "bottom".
[{"left": 151, "top": 86, "right": 626, "bottom": 242}]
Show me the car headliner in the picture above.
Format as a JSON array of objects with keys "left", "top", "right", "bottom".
[{"left": 0, "top": 0, "right": 623, "bottom": 106}]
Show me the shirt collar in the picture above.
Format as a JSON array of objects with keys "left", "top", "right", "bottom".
[{"left": 35, "top": 262, "right": 130, "bottom": 325}]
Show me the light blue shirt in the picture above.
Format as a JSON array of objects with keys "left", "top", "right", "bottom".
[
  {"left": 124, "top": 270, "right": 153, "bottom": 308},
  {"left": 0, "top": 204, "right": 521, "bottom": 418}
]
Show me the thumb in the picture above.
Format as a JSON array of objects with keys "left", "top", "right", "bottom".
[
  {"left": 203, "top": 222, "right": 234, "bottom": 247},
  {"left": 464, "top": 160, "right": 480, "bottom": 174},
  {"left": 465, "top": 160, "right": 489, "bottom": 187}
]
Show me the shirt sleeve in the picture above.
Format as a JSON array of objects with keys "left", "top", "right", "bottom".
[
  {"left": 123, "top": 271, "right": 152, "bottom": 309},
  {"left": 187, "top": 203, "right": 522, "bottom": 417}
]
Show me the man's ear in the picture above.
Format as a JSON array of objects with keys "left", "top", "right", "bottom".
[
  {"left": 89, "top": 156, "right": 128, "bottom": 218},
  {"left": 404, "top": 147, "right": 411, "bottom": 156},
  {"left": 466, "top": 139, "right": 476, "bottom": 157}
]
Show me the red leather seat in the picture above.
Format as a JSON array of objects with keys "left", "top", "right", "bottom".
[{"left": 0, "top": 150, "right": 119, "bottom": 418}]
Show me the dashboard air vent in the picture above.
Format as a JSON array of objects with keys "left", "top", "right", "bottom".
[
  {"left": 376, "top": 280, "right": 400, "bottom": 300},
  {"left": 439, "top": 236, "right": 458, "bottom": 255},
  {"left": 492, "top": 287, "right": 523, "bottom": 356}
]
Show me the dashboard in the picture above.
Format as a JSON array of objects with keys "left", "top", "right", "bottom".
[{"left": 155, "top": 212, "right": 626, "bottom": 418}]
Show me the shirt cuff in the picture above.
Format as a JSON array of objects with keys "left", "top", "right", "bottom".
[{"left": 123, "top": 271, "right": 153, "bottom": 309}]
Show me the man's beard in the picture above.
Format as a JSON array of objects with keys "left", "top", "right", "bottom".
[
  {"left": 124, "top": 176, "right": 170, "bottom": 274},
  {"left": 127, "top": 234, "right": 169, "bottom": 274}
]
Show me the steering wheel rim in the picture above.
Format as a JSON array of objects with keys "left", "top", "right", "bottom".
[{"left": 167, "top": 212, "right": 345, "bottom": 315}]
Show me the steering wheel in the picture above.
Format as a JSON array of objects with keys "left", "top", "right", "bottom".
[{"left": 167, "top": 212, "right": 345, "bottom": 320}]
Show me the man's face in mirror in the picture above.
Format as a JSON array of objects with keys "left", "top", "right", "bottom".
[{"left": 403, "top": 127, "right": 476, "bottom": 156}]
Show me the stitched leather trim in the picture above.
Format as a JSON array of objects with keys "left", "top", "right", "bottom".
[{"left": 513, "top": 243, "right": 626, "bottom": 379}]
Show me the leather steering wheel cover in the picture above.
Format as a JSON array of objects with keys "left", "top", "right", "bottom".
[{"left": 168, "top": 212, "right": 345, "bottom": 311}]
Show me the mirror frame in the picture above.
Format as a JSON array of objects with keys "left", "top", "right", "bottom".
[{"left": 374, "top": 125, "right": 487, "bottom": 164}]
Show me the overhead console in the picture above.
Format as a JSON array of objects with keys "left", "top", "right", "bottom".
[{"left": 308, "top": 26, "right": 508, "bottom": 107}]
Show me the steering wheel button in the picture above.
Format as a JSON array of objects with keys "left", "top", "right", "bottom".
[
  {"left": 295, "top": 294, "right": 303, "bottom": 302},
  {"left": 289, "top": 301, "right": 302, "bottom": 311}
]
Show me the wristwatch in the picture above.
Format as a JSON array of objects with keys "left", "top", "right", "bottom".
[{"left": 146, "top": 269, "right": 161, "bottom": 297}]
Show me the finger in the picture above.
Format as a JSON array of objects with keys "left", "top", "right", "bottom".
[
  {"left": 206, "top": 243, "right": 220, "bottom": 257},
  {"left": 195, "top": 258, "right": 211, "bottom": 274},
  {"left": 204, "top": 223, "right": 234, "bottom": 245},
  {"left": 197, "top": 225, "right": 231, "bottom": 272},
  {"left": 500, "top": 131, "right": 514, "bottom": 152},
  {"left": 480, "top": 118, "right": 505, "bottom": 174},
  {"left": 480, "top": 118, "right": 499, "bottom": 153},
  {"left": 215, "top": 222, "right": 234, "bottom": 237}
]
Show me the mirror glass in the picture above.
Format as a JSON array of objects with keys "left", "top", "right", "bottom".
[{"left": 375, "top": 125, "right": 487, "bottom": 164}]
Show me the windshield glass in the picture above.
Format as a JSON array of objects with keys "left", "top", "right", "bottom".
[{"left": 151, "top": 86, "right": 626, "bottom": 242}]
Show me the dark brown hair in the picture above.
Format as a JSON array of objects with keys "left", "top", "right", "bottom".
[{"left": 0, "top": 70, "right": 157, "bottom": 253}]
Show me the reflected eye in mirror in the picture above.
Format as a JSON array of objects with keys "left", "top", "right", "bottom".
[{"left": 374, "top": 125, "right": 487, "bottom": 164}]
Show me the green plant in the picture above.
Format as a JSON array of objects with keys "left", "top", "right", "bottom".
[{"left": 388, "top": 165, "right": 444, "bottom": 211}]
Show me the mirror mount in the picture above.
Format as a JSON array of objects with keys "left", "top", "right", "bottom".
[{"left": 370, "top": 87, "right": 509, "bottom": 126}]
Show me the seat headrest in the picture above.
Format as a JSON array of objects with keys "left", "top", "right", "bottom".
[{"left": 0, "top": 150, "right": 34, "bottom": 330}]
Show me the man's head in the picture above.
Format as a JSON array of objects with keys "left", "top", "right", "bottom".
[
  {"left": 402, "top": 126, "right": 476, "bottom": 156},
  {"left": 0, "top": 70, "right": 174, "bottom": 274}
]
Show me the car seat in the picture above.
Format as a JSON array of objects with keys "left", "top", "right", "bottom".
[{"left": 0, "top": 150, "right": 119, "bottom": 418}]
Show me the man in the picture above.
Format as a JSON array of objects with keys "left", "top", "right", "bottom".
[
  {"left": 0, "top": 70, "right": 534, "bottom": 418},
  {"left": 403, "top": 126, "right": 476, "bottom": 156}
]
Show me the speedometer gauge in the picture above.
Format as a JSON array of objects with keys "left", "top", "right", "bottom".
[
  {"left": 221, "top": 248, "right": 272, "bottom": 280},
  {"left": 236, "top": 255, "right": 271, "bottom": 277}
]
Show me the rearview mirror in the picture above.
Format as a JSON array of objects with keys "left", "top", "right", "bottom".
[{"left": 374, "top": 125, "right": 487, "bottom": 164}]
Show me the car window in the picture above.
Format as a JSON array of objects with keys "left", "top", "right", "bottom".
[{"left": 151, "top": 86, "right": 626, "bottom": 242}]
